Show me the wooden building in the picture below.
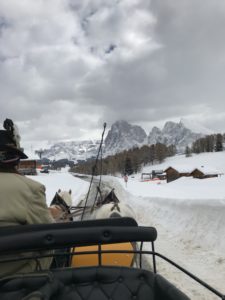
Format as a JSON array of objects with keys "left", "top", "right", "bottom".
[
  {"left": 165, "top": 165, "right": 221, "bottom": 182},
  {"left": 164, "top": 166, "right": 192, "bottom": 183},
  {"left": 18, "top": 160, "right": 37, "bottom": 175},
  {"left": 164, "top": 167, "right": 179, "bottom": 183},
  {"left": 190, "top": 168, "right": 219, "bottom": 179}
]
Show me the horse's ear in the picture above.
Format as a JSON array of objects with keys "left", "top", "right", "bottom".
[
  {"left": 69, "top": 189, "right": 72, "bottom": 194},
  {"left": 58, "top": 189, "right": 61, "bottom": 193}
]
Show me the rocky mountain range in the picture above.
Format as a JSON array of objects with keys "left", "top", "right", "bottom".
[
  {"left": 36, "top": 119, "right": 207, "bottom": 162},
  {"left": 104, "top": 120, "right": 147, "bottom": 155},
  {"left": 148, "top": 121, "right": 203, "bottom": 152},
  {"left": 39, "top": 140, "right": 101, "bottom": 162}
]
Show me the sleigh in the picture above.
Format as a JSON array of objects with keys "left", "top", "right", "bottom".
[{"left": 0, "top": 218, "right": 224, "bottom": 300}]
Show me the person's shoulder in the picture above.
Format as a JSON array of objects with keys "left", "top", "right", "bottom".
[{"left": 15, "top": 174, "right": 45, "bottom": 190}]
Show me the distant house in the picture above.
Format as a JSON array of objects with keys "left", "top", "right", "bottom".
[
  {"left": 190, "top": 168, "right": 220, "bottom": 179},
  {"left": 165, "top": 165, "right": 222, "bottom": 182},
  {"left": 164, "top": 166, "right": 192, "bottom": 183},
  {"left": 18, "top": 160, "right": 37, "bottom": 175}
]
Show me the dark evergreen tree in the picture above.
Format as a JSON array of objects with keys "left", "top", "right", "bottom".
[
  {"left": 215, "top": 133, "right": 223, "bottom": 152},
  {"left": 124, "top": 157, "right": 133, "bottom": 175},
  {"left": 149, "top": 144, "right": 155, "bottom": 165},
  {"left": 71, "top": 142, "right": 177, "bottom": 175},
  {"left": 205, "top": 135, "right": 214, "bottom": 152},
  {"left": 185, "top": 146, "right": 192, "bottom": 157},
  {"left": 192, "top": 140, "right": 201, "bottom": 154},
  {"left": 167, "top": 144, "right": 177, "bottom": 156},
  {"left": 155, "top": 143, "right": 167, "bottom": 163}
]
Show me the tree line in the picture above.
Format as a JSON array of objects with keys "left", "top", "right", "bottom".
[
  {"left": 185, "top": 133, "right": 224, "bottom": 156},
  {"left": 71, "top": 143, "right": 176, "bottom": 176}
]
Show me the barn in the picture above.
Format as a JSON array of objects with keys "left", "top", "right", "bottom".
[
  {"left": 164, "top": 166, "right": 192, "bottom": 183},
  {"left": 190, "top": 167, "right": 220, "bottom": 179}
]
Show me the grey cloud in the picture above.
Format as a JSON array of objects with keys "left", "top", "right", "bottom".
[
  {"left": 150, "top": 0, "right": 225, "bottom": 102},
  {"left": 1, "top": 0, "right": 225, "bottom": 144},
  {"left": 81, "top": 0, "right": 225, "bottom": 128}
]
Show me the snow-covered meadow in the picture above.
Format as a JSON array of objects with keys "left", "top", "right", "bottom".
[{"left": 29, "top": 151, "right": 225, "bottom": 300}]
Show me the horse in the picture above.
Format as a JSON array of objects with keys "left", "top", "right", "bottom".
[
  {"left": 81, "top": 190, "right": 138, "bottom": 268},
  {"left": 91, "top": 188, "right": 136, "bottom": 219},
  {"left": 49, "top": 189, "right": 73, "bottom": 222},
  {"left": 48, "top": 189, "right": 73, "bottom": 269},
  {"left": 49, "top": 188, "right": 137, "bottom": 269},
  {"left": 93, "top": 201, "right": 136, "bottom": 219}
]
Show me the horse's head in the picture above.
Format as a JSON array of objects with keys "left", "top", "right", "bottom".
[
  {"left": 57, "top": 189, "right": 72, "bottom": 207},
  {"left": 49, "top": 189, "right": 73, "bottom": 222},
  {"left": 93, "top": 202, "right": 136, "bottom": 220}
]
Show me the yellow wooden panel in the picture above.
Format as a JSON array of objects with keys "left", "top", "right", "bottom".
[{"left": 71, "top": 242, "right": 134, "bottom": 267}]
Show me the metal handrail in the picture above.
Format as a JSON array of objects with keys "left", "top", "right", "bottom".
[{"left": 0, "top": 248, "right": 224, "bottom": 299}]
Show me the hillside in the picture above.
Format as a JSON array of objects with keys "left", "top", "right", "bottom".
[
  {"left": 143, "top": 151, "right": 225, "bottom": 173},
  {"left": 124, "top": 151, "right": 225, "bottom": 200}
]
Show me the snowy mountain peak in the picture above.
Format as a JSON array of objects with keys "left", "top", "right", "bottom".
[
  {"left": 104, "top": 120, "right": 147, "bottom": 155},
  {"left": 163, "top": 121, "right": 185, "bottom": 134},
  {"left": 35, "top": 140, "right": 101, "bottom": 162},
  {"left": 148, "top": 120, "right": 203, "bottom": 151},
  {"left": 151, "top": 126, "right": 161, "bottom": 133},
  {"left": 33, "top": 119, "right": 212, "bottom": 161}
]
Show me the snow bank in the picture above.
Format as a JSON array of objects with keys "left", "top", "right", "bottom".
[
  {"left": 102, "top": 175, "right": 225, "bottom": 254},
  {"left": 102, "top": 174, "right": 225, "bottom": 298},
  {"left": 132, "top": 196, "right": 225, "bottom": 254}
]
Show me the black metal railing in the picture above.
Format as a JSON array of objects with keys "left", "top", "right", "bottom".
[{"left": 0, "top": 219, "right": 224, "bottom": 299}]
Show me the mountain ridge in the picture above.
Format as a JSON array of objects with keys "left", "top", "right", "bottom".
[{"left": 32, "top": 119, "right": 209, "bottom": 161}]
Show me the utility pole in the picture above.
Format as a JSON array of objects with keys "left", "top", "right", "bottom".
[{"left": 35, "top": 149, "right": 44, "bottom": 159}]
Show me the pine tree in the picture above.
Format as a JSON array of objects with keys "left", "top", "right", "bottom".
[
  {"left": 155, "top": 143, "right": 167, "bottom": 163},
  {"left": 149, "top": 144, "right": 155, "bottom": 165},
  {"left": 185, "top": 146, "right": 192, "bottom": 157},
  {"left": 215, "top": 134, "right": 223, "bottom": 152},
  {"left": 124, "top": 157, "right": 133, "bottom": 175}
]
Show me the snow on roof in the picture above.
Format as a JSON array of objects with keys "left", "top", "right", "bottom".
[
  {"left": 192, "top": 166, "right": 222, "bottom": 175},
  {"left": 165, "top": 165, "right": 222, "bottom": 175},
  {"left": 164, "top": 165, "right": 194, "bottom": 173}
]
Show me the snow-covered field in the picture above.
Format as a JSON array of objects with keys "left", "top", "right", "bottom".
[{"left": 29, "top": 152, "right": 225, "bottom": 300}]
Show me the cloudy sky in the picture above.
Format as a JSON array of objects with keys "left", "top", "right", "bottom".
[{"left": 1, "top": 0, "right": 225, "bottom": 149}]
